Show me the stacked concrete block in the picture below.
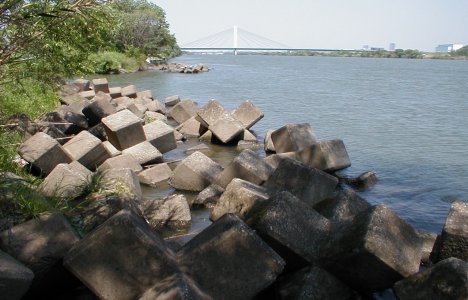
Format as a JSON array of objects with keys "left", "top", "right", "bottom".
[
  {"left": 241, "top": 129, "right": 257, "bottom": 142},
  {"left": 271, "top": 123, "right": 317, "bottom": 153},
  {"left": 73, "top": 78, "right": 90, "bottom": 92},
  {"left": 416, "top": 230, "right": 438, "bottom": 265},
  {"left": 82, "top": 92, "right": 116, "bottom": 126},
  {"left": 196, "top": 99, "right": 229, "bottom": 127},
  {"left": 101, "top": 168, "right": 142, "bottom": 201},
  {"left": 91, "top": 78, "right": 109, "bottom": 93},
  {"left": 0, "top": 250, "right": 34, "bottom": 300},
  {"left": 141, "top": 194, "right": 191, "bottom": 232},
  {"left": 185, "top": 143, "right": 212, "bottom": 156},
  {"left": 165, "top": 95, "right": 180, "bottom": 106},
  {"left": 169, "top": 151, "right": 224, "bottom": 192},
  {"left": 101, "top": 109, "right": 146, "bottom": 150},
  {"left": 98, "top": 154, "right": 143, "bottom": 173},
  {"left": 78, "top": 90, "right": 95, "bottom": 100},
  {"left": 146, "top": 99, "right": 166, "bottom": 114},
  {"left": 211, "top": 178, "right": 269, "bottom": 221},
  {"left": 194, "top": 184, "right": 225, "bottom": 208},
  {"left": 143, "top": 120, "right": 177, "bottom": 153},
  {"left": 215, "top": 149, "right": 274, "bottom": 188},
  {"left": 264, "top": 129, "right": 276, "bottom": 152},
  {"left": 320, "top": 204, "right": 423, "bottom": 293},
  {"left": 113, "top": 96, "right": 133, "bottom": 108},
  {"left": 232, "top": 100, "right": 264, "bottom": 129},
  {"left": 108, "top": 87, "right": 122, "bottom": 98},
  {"left": 18, "top": 132, "right": 72, "bottom": 175},
  {"left": 144, "top": 111, "right": 167, "bottom": 124},
  {"left": 264, "top": 152, "right": 298, "bottom": 169},
  {"left": 121, "top": 85, "right": 137, "bottom": 98},
  {"left": 126, "top": 103, "right": 145, "bottom": 119},
  {"left": 102, "top": 140, "right": 121, "bottom": 157},
  {"left": 170, "top": 99, "right": 199, "bottom": 124},
  {"left": 263, "top": 157, "right": 338, "bottom": 207},
  {"left": 136, "top": 90, "right": 153, "bottom": 99},
  {"left": 209, "top": 113, "right": 244, "bottom": 144},
  {"left": 176, "top": 116, "right": 208, "bottom": 137},
  {"left": 122, "top": 141, "right": 163, "bottom": 165},
  {"left": 178, "top": 214, "right": 285, "bottom": 299},
  {"left": 296, "top": 139, "right": 351, "bottom": 172},
  {"left": 63, "top": 130, "right": 110, "bottom": 170},
  {"left": 39, "top": 162, "right": 92, "bottom": 198},
  {"left": 138, "top": 163, "right": 172, "bottom": 186},
  {"left": 314, "top": 188, "right": 371, "bottom": 223}
]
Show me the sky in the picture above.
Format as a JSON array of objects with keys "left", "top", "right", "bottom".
[{"left": 153, "top": 0, "right": 468, "bottom": 51}]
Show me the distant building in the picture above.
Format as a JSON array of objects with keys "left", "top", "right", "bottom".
[
  {"left": 435, "top": 44, "right": 465, "bottom": 53},
  {"left": 389, "top": 43, "right": 396, "bottom": 51},
  {"left": 362, "top": 45, "right": 369, "bottom": 50},
  {"left": 370, "top": 47, "right": 384, "bottom": 51}
]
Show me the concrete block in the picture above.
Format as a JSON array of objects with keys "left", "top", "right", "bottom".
[
  {"left": 73, "top": 78, "right": 90, "bottom": 91},
  {"left": 215, "top": 149, "right": 274, "bottom": 188},
  {"left": 196, "top": 99, "right": 229, "bottom": 127},
  {"left": 416, "top": 230, "right": 438, "bottom": 265},
  {"left": 112, "top": 96, "right": 133, "bottom": 107},
  {"left": 211, "top": 178, "right": 269, "bottom": 221},
  {"left": 241, "top": 129, "right": 257, "bottom": 142},
  {"left": 296, "top": 139, "right": 351, "bottom": 172},
  {"left": 18, "top": 132, "right": 72, "bottom": 175},
  {"left": 179, "top": 213, "right": 285, "bottom": 299},
  {"left": 108, "top": 86, "right": 122, "bottom": 98},
  {"left": 393, "top": 257, "right": 467, "bottom": 300},
  {"left": 138, "top": 163, "right": 172, "bottom": 186},
  {"left": 320, "top": 204, "right": 423, "bottom": 293},
  {"left": 170, "top": 99, "right": 199, "bottom": 124},
  {"left": 78, "top": 90, "right": 95, "bottom": 100},
  {"left": 82, "top": 92, "right": 116, "bottom": 126},
  {"left": 165, "top": 95, "right": 180, "bottom": 106},
  {"left": 232, "top": 100, "right": 264, "bottom": 129},
  {"left": 146, "top": 99, "right": 166, "bottom": 114},
  {"left": 141, "top": 194, "right": 191, "bottom": 233},
  {"left": 98, "top": 154, "right": 143, "bottom": 173},
  {"left": 263, "top": 157, "right": 338, "bottom": 207},
  {"left": 136, "top": 90, "right": 153, "bottom": 99},
  {"left": 143, "top": 120, "right": 177, "bottom": 153},
  {"left": 63, "top": 130, "right": 110, "bottom": 170},
  {"left": 122, "top": 141, "right": 163, "bottom": 166},
  {"left": 121, "top": 84, "right": 137, "bottom": 98},
  {"left": 176, "top": 116, "right": 208, "bottom": 137},
  {"left": 264, "top": 129, "right": 276, "bottom": 152},
  {"left": 39, "top": 162, "right": 92, "bottom": 198},
  {"left": 314, "top": 188, "right": 371, "bottom": 223},
  {"left": 126, "top": 103, "right": 145, "bottom": 119},
  {"left": 102, "top": 140, "right": 121, "bottom": 157},
  {"left": 169, "top": 151, "right": 223, "bottom": 192},
  {"left": 264, "top": 152, "right": 298, "bottom": 169},
  {"left": 174, "top": 130, "right": 184, "bottom": 141},
  {"left": 101, "top": 168, "right": 142, "bottom": 201},
  {"left": 208, "top": 113, "right": 244, "bottom": 144},
  {"left": 194, "top": 184, "right": 224, "bottom": 208},
  {"left": 144, "top": 111, "right": 167, "bottom": 124},
  {"left": 88, "top": 123, "right": 107, "bottom": 141},
  {"left": 0, "top": 250, "right": 34, "bottom": 300},
  {"left": 91, "top": 78, "right": 109, "bottom": 93},
  {"left": 338, "top": 170, "right": 378, "bottom": 190},
  {"left": 101, "top": 109, "right": 146, "bottom": 150},
  {"left": 271, "top": 123, "right": 317, "bottom": 153}
]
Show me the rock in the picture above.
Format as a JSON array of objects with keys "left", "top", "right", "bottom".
[
  {"left": 18, "top": 132, "right": 72, "bottom": 175},
  {"left": 198, "top": 130, "right": 213, "bottom": 142},
  {"left": 170, "top": 99, "right": 199, "bottom": 124},
  {"left": 102, "top": 140, "right": 121, "bottom": 157},
  {"left": 126, "top": 103, "right": 145, "bottom": 119},
  {"left": 91, "top": 78, "right": 109, "bottom": 93},
  {"left": 87, "top": 123, "right": 107, "bottom": 141},
  {"left": 108, "top": 86, "right": 122, "bottom": 98},
  {"left": 271, "top": 123, "right": 317, "bottom": 153},
  {"left": 121, "top": 141, "right": 163, "bottom": 166},
  {"left": 208, "top": 113, "right": 244, "bottom": 144},
  {"left": 169, "top": 151, "right": 223, "bottom": 192},
  {"left": 165, "top": 95, "right": 181, "bottom": 106},
  {"left": 176, "top": 116, "right": 208, "bottom": 137},
  {"left": 211, "top": 178, "right": 269, "bottom": 221},
  {"left": 337, "top": 171, "right": 378, "bottom": 190},
  {"left": 73, "top": 79, "right": 91, "bottom": 92},
  {"left": 138, "top": 163, "right": 173, "bottom": 186},
  {"left": 101, "top": 109, "right": 146, "bottom": 150},
  {"left": 38, "top": 162, "right": 92, "bottom": 199},
  {"left": 98, "top": 154, "right": 143, "bottom": 173},
  {"left": 141, "top": 194, "right": 191, "bottom": 233},
  {"left": 78, "top": 90, "right": 95, "bottom": 100},
  {"left": 185, "top": 143, "right": 212, "bottom": 156},
  {"left": 63, "top": 130, "right": 110, "bottom": 170},
  {"left": 313, "top": 188, "right": 371, "bottom": 223},
  {"left": 435, "top": 200, "right": 468, "bottom": 262},
  {"left": 236, "top": 140, "right": 263, "bottom": 151},
  {"left": 320, "top": 204, "right": 423, "bottom": 293},
  {"left": 37, "top": 111, "right": 84, "bottom": 135},
  {"left": 195, "top": 99, "right": 229, "bottom": 127},
  {"left": 264, "top": 152, "right": 298, "bottom": 169},
  {"left": 146, "top": 99, "right": 166, "bottom": 114},
  {"left": 278, "top": 266, "right": 356, "bottom": 300},
  {"left": 59, "top": 83, "right": 81, "bottom": 99},
  {"left": 112, "top": 96, "right": 133, "bottom": 108},
  {"left": 232, "top": 100, "right": 264, "bottom": 129},
  {"left": 0, "top": 250, "right": 34, "bottom": 300},
  {"left": 194, "top": 184, "right": 225, "bottom": 208},
  {"left": 136, "top": 90, "right": 153, "bottom": 99},
  {"left": 143, "top": 120, "right": 177, "bottom": 153},
  {"left": 174, "top": 130, "right": 184, "bottom": 141},
  {"left": 41, "top": 125, "right": 67, "bottom": 143},
  {"left": 248, "top": 191, "right": 332, "bottom": 269},
  {"left": 416, "top": 230, "right": 438, "bottom": 265},
  {"left": 60, "top": 94, "right": 88, "bottom": 107},
  {"left": 62, "top": 111, "right": 89, "bottom": 134},
  {"left": 82, "top": 92, "right": 116, "bottom": 126},
  {"left": 178, "top": 213, "right": 285, "bottom": 299},
  {"left": 215, "top": 149, "right": 274, "bottom": 188},
  {"left": 144, "top": 111, "right": 167, "bottom": 123},
  {"left": 241, "top": 129, "right": 257, "bottom": 142},
  {"left": 264, "top": 129, "right": 276, "bottom": 152},
  {"left": 296, "top": 139, "right": 351, "bottom": 172},
  {"left": 121, "top": 85, "right": 137, "bottom": 98},
  {"left": 393, "top": 257, "right": 468, "bottom": 300},
  {"left": 263, "top": 157, "right": 338, "bottom": 207},
  {"left": 100, "top": 168, "right": 142, "bottom": 201}
]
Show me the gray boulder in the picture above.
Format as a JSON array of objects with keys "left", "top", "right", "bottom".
[
  {"left": 141, "top": 194, "right": 191, "bottom": 233},
  {"left": 271, "top": 123, "right": 317, "bottom": 153},
  {"left": 194, "top": 184, "right": 225, "bottom": 208},
  {"left": 296, "top": 139, "right": 351, "bottom": 172},
  {"left": 0, "top": 250, "right": 34, "bottom": 300}
]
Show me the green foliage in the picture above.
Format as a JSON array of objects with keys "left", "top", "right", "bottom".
[
  {"left": 454, "top": 45, "right": 468, "bottom": 57},
  {"left": 88, "top": 51, "right": 141, "bottom": 74}
]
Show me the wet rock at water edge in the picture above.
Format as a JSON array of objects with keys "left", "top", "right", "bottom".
[
  {"left": 165, "top": 95, "right": 181, "bottom": 107},
  {"left": 121, "top": 141, "right": 163, "bottom": 166},
  {"left": 143, "top": 120, "right": 177, "bottom": 153},
  {"left": 138, "top": 163, "right": 173, "bottom": 186},
  {"left": 270, "top": 123, "right": 317, "bottom": 154},
  {"left": 196, "top": 99, "right": 229, "bottom": 128},
  {"left": 170, "top": 99, "right": 199, "bottom": 124},
  {"left": 337, "top": 170, "right": 378, "bottom": 190},
  {"left": 296, "top": 139, "right": 351, "bottom": 172},
  {"left": 232, "top": 100, "right": 264, "bottom": 129},
  {"left": 141, "top": 194, "right": 191, "bottom": 233},
  {"left": 194, "top": 184, "right": 225, "bottom": 208},
  {"left": 97, "top": 153, "right": 143, "bottom": 173}
]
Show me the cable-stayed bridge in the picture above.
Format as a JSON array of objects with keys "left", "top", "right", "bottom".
[{"left": 181, "top": 26, "right": 346, "bottom": 55}]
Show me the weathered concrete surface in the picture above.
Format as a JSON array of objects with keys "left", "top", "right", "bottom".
[
  {"left": 169, "top": 151, "right": 223, "bottom": 192},
  {"left": 215, "top": 149, "right": 274, "bottom": 188},
  {"left": 178, "top": 214, "right": 285, "bottom": 300},
  {"left": 18, "top": 132, "right": 72, "bottom": 175},
  {"left": 416, "top": 229, "right": 438, "bottom": 265},
  {"left": 136, "top": 90, "right": 153, "bottom": 100},
  {"left": 101, "top": 168, "right": 142, "bottom": 202},
  {"left": 143, "top": 120, "right": 177, "bottom": 153},
  {"left": 122, "top": 141, "right": 163, "bottom": 166},
  {"left": 102, "top": 140, "right": 121, "bottom": 157},
  {"left": 141, "top": 194, "right": 191, "bottom": 232},
  {"left": 78, "top": 90, "right": 95, "bottom": 100},
  {"left": 102, "top": 109, "right": 146, "bottom": 150},
  {"left": 146, "top": 99, "right": 166, "bottom": 114},
  {"left": 165, "top": 95, "right": 180, "bottom": 106},
  {"left": 170, "top": 99, "right": 199, "bottom": 124},
  {"left": 121, "top": 85, "right": 137, "bottom": 98},
  {"left": 314, "top": 188, "right": 371, "bottom": 223},
  {"left": 320, "top": 204, "right": 423, "bottom": 293},
  {"left": 195, "top": 99, "right": 229, "bottom": 127},
  {"left": 144, "top": 111, "right": 167, "bottom": 124},
  {"left": 271, "top": 123, "right": 317, "bottom": 154},
  {"left": 435, "top": 200, "right": 468, "bottom": 262},
  {"left": 98, "top": 153, "right": 143, "bottom": 173},
  {"left": 72, "top": 78, "right": 90, "bottom": 92},
  {"left": 296, "top": 139, "right": 351, "bottom": 172},
  {"left": 185, "top": 143, "right": 212, "bottom": 156},
  {"left": 241, "top": 129, "right": 257, "bottom": 142},
  {"left": 264, "top": 152, "right": 298, "bottom": 169},
  {"left": 208, "top": 113, "right": 244, "bottom": 144},
  {"left": 82, "top": 92, "right": 116, "bottom": 126},
  {"left": 91, "top": 78, "right": 109, "bottom": 93},
  {"left": 108, "top": 86, "right": 122, "bottom": 98},
  {"left": 194, "top": 184, "right": 224, "bottom": 208},
  {"left": 264, "top": 129, "right": 276, "bottom": 153},
  {"left": 126, "top": 103, "right": 145, "bottom": 119},
  {"left": 138, "top": 163, "right": 173, "bottom": 186},
  {"left": 263, "top": 157, "right": 339, "bottom": 207},
  {"left": 232, "top": 100, "right": 264, "bottom": 129},
  {"left": 0, "top": 250, "right": 34, "bottom": 300},
  {"left": 393, "top": 257, "right": 468, "bottom": 300},
  {"left": 39, "top": 161, "right": 92, "bottom": 199},
  {"left": 63, "top": 130, "right": 110, "bottom": 170},
  {"left": 211, "top": 178, "right": 269, "bottom": 221},
  {"left": 337, "top": 170, "right": 378, "bottom": 190},
  {"left": 177, "top": 116, "right": 208, "bottom": 138}
]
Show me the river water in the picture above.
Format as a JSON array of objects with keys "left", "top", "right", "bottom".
[{"left": 106, "top": 54, "right": 468, "bottom": 234}]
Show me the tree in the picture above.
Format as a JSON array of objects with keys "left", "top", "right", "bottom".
[{"left": 454, "top": 46, "right": 468, "bottom": 57}]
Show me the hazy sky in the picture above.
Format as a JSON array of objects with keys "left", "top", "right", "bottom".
[{"left": 154, "top": 0, "right": 467, "bottom": 51}]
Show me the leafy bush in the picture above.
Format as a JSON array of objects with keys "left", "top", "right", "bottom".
[{"left": 88, "top": 51, "right": 141, "bottom": 74}]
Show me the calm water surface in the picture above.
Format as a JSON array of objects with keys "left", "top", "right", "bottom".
[{"left": 107, "top": 55, "right": 468, "bottom": 234}]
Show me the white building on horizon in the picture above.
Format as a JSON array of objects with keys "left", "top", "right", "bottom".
[{"left": 435, "top": 43, "right": 465, "bottom": 53}]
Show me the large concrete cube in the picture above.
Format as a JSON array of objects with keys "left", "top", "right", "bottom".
[
  {"left": 143, "top": 120, "right": 177, "bottom": 153},
  {"left": 18, "top": 132, "right": 72, "bottom": 175},
  {"left": 170, "top": 99, "right": 198, "bottom": 124},
  {"left": 121, "top": 85, "right": 137, "bottom": 98},
  {"left": 169, "top": 151, "right": 223, "bottom": 192},
  {"left": 98, "top": 154, "right": 143, "bottom": 173},
  {"left": 196, "top": 99, "right": 229, "bottom": 127},
  {"left": 215, "top": 149, "right": 274, "bottom": 188},
  {"left": 0, "top": 250, "right": 34, "bottom": 300},
  {"left": 208, "top": 113, "right": 244, "bottom": 144},
  {"left": 264, "top": 129, "right": 276, "bottom": 152},
  {"left": 263, "top": 157, "right": 338, "bottom": 207},
  {"left": 320, "top": 204, "right": 423, "bottom": 293},
  {"left": 82, "top": 92, "right": 116, "bottom": 126},
  {"left": 314, "top": 188, "right": 371, "bottom": 223},
  {"left": 176, "top": 116, "right": 208, "bottom": 137},
  {"left": 271, "top": 123, "right": 317, "bottom": 153},
  {"left": 101, "top": 109, "right": 146, "bottom": 150},
  {"left": 91, "top": 78, "right": 109, "bottom": 93},
  {"left": 211, "top": 178, "right": 269, "bottom": 221},
  {"left": 165, "top": 95, "right": 180, "bottom": 106},
  {"left": 178, "top": 213, "right": 285, "bottom": 300},
  {"left": 39, "top": 161, "right": 92, "bottom": 198},
  {"left": 122, "top": 141, "right": 163, "bottom": 166},
  {"left": 101, "top": 168, "right": 142, "bottom": 202},
  {"left": 63, "top": 130, "right": 110, "bottom": 170},
  {"left": 138, "top": 163, "right": 172, "bottom": 186},
  {"left": 141, "top": 194, "right": 191, "bottom": 232},
  {"left": 296, "top": 139, "right": 351, "bottom": 172},
  {"left": 146, "top": 99, "right": 166, "bottom": 114},
  {"left": 232, "top": 100, "right": 264, "bottom": 129}
]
